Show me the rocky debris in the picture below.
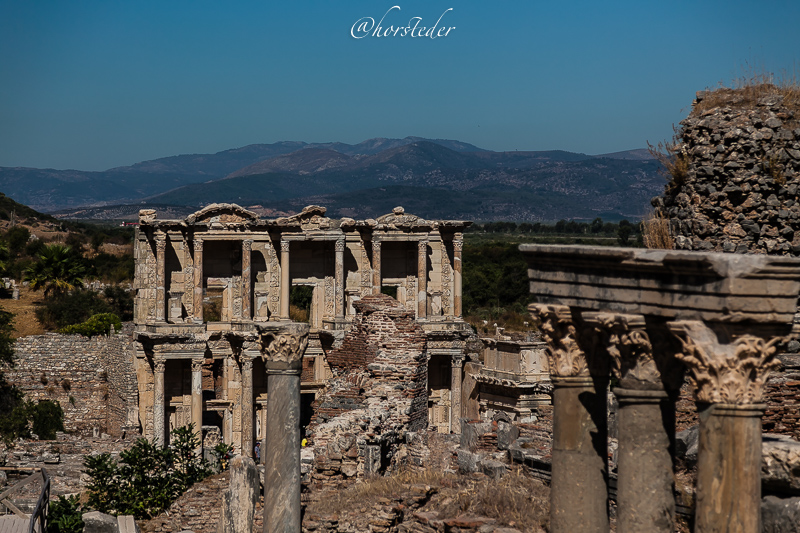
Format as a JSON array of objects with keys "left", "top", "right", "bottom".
[
  {"left": 675, "top": 426, "right": 699, "bottom": 468},
  {"left": 82, "top": 512, "right": 139, "bottom": 533},
  {"left": 763, "top": 435, "right": 800, "bottom": 495},
  {"left": 216, "top": 457, "right": 258, "bottom": 533},
  {"left": 762, "top": 495, "right": 800, "bottom": 533}
]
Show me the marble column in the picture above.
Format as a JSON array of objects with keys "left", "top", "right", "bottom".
[
  {"left": 280, "top": 240, "right": 291, "bottom": 320},
  {"left": 262, "top": 323, "right": 309, "bottom": 533},
  {"left": 453, "top": 235, "right": 463, "bottom": 318},
  {"left": 335, "top": 238, "right": 345, "bottom": 320},
  {"left": 193, "top": 238, "right": 204, "bottom": 322},
  {"left": 155, "top": 235, "right": 166, "bottom": 322},
  {"left": 585, "top": 313, "right": 679, "bottom": 533},
  {"left": 154, "top": 359, "right": 166, "bottom": 447},
  {"left": 417, "top": 240, "right": 428, "bottom": 319},
  {"left": 372, "top": 239, "right": 381, "bottom": 295},
  {"left": 241, "top": 357, "right": 254, "bottom": 459},
  {"left": 183, "top": 235, "right": 193, "bottom": 319},
  {"left": 242, "top": 239, "right": 252, "bottom": 320},
  {"left": 669, "top": 320, "right": 781, "bottom": 533},
  {"left": 191, "top": 358, "right": 203, "bottom": 453},
  {"left": 531, "top": 303, "right": 609, "bottom": 533},
  {"left": 450, "top": 355, "right": 463, "bottom": 433}
]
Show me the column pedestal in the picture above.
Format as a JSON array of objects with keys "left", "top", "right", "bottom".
[
  {"left": 614, "top": 387, "right": 675, "bottom": 533},
  {"left": 551, "top": 375, "right": 609, "bottom": 533},
  {"left": 695, "top": 403, "right": 765, "bottom": 533}
]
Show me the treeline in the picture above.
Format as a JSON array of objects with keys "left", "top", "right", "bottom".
[{"left": 467, "top": 217, "right": 635, "bottom": 236}]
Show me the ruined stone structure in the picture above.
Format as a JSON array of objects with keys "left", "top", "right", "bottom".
[
  {"left": 132, "top": 203, "right": 472, "bottom": 456},
  {"left": 521, "top": 244, "right": 800, "bottom": 533}
]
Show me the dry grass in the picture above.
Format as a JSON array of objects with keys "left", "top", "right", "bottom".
[
  {"left": 1, "top": 286, "right": 46, "bottom": 337},
  {"left": 647, "top": 127, "right": 689, "bottom": 190},
  {"left": 691, "top": 69, "right": 800, "bottom": 117},
  {"left": 641, "top": 209, "right": 674, "bottom": 250}
]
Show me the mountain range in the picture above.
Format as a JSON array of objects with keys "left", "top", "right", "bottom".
[{"left": 0, "top": 137, "right": 666, "bottom": 221}]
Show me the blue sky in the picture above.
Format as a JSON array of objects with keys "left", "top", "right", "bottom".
[{"left": 1, "top": 0, "right": 799, "bottom": 171}]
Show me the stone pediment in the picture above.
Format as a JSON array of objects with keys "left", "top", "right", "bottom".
[
  {"left": 376, "top": 206, "right": 430, "bottom": 229},
  {"left": 185, "top": 203, "right": 261, "bottom": 226},
  {"left": 280, "top": 205, "right": 335, "bottom": 230}
]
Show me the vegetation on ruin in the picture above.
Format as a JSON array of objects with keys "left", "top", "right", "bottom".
[
  {"left": 690, "top": 70, "right": 800, "bottom": 117},
  {"left": 83, "top": 424, "right": 218, "bottom": 519},
  {"left": 59, "top": 312, "right": 123, "bottom": 337},
  {"left": 47, "top": 495, "right": 84, "bottom": 533},
  {"left": 0, "top": 398, "right": 65, "bottom": 443}
]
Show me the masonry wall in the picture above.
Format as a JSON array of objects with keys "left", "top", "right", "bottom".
[{"left": 8, "top": 331, "right": 139, "bottom": 437}]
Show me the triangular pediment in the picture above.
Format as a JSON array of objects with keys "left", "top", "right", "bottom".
[
  {"left": 281, "top": 205, "right": 333, "bottom": 230},
  {"left": 376, "top": 206, "right": 426, "bottom": 226},
  {"left": 185, "top": 203, "right": 261, "bottom": 225}
]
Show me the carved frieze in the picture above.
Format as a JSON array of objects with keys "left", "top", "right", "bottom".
[
  {"left": 668, "top": 320, "right": 781, "bottom": 404},
  {"left": 529, "top": 304, "right": 588, "bottom": 377}
]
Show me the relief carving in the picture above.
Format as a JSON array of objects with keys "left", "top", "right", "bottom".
[
  {"left": 441, "top": 243, "right": 452, "bottom": 316},
  {"left": 529, "top": 304, "right": 588, "bottom": 377},
  {"left": 267, "top": 241, "right": 280, "bottom": 315},
  {"left": 668, "top": 320, "right": 781, "bottom": 404}
]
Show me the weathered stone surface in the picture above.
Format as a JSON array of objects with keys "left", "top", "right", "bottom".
[
  {"left": 675, "top": 425, "right": 699, "bottom": 466},
  {"left": 762, "top": 495, "right": 800, "bottom": 533},
  {"left": 762, "top": 435, "right": 800, "bottom": 495},
  {"left": 217, "top": 456, "right": 258, "bottom": 533},
  {"left": 82, "top": 511, "right": 119, "bottom": 533}
]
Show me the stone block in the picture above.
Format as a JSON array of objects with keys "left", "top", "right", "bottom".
[
  {"left": 763, "top": 435, "right": 800, "bottom": 495},
  {"left": 496, "top": 421, "right": 519, "bottom": 451},
  {"left": 762, "top": 495, "right": 800, "bottom": 532},
  {"left": 82, "top": 511, "right": 119, "bottom": 533},
  {"left": 675, "top": 425, "right": 699, "bottom": 467},
  {"left": 456, "top": 449, "right": 481, "bottom": 474},
  {"left": 480, "top": 459, "right": 508, "bottom": 480}
]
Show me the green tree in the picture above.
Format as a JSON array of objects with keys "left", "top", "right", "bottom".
[{"left": 25, "top": 244, "right": 86, "bottom": 297}]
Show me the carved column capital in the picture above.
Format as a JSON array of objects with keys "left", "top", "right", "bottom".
[
  {"left": 242, "top": 239, "right": 253, "bottom": 252},
  {"left": 155, "top": 234, "right": 167, "bottom": 251},
  {"left": 242, "top": 357, "right": 254, "bottom": 371},
  {"left": 529, "top": 303, "right": 588, "bottom": 377},
  {"left": 193, "top": 238, "right": 203, "bottom": 252},
  {"left": 372, "top": 239, "right": 381, "bottom": 252},
  {"left": 453, "top": 239, "right": 463, "bottom": 252},
  {"left": 668, "top": 320, "right": 781, "bottom": 404},
  {"left": 584, "top": 312, "right": 660, "bottom": 386},
  {"left": 191, "top": 358, "right": 204, "bottom": 372},
  {"left": 418, "top": 239, "right": 428, "bottom": 253},
  {"left": 261, "top": 323, "right": 310, "bottom": 367},
  {"left": 280, "top": 240, "right": 290, "bottom": 253},
  {"left": 154, "top": 359, "right": 166, "bottom": 373},
  {"left": 335, "top": 238, "right": 345, "bottom": 253}
]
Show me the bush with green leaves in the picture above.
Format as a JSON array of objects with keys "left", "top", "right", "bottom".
[
  {"left": 83, "top": 424, "right": 214, "bottom": 519},
  {"left": 59, "top": 313, "right": 122, "bottom": 338},
  {"left": 47, "top": 495, "right": 83, "bottom": 533},
  {"left": 35, "top": 289, "right": 112, "bottom": 330},
  {"left": 0, "top": 399, "right": 64, "bottom": 443}
]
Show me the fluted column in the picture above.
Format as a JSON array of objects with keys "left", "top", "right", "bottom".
[
  {"left": 417, "top": 240, "right": 428, "bottom": 319},
  {"left": 193, "top": 238, "right": 204, "bottom": 322},
  {"left": 262, "top": 323, "right": 310, "bottom": 533},
  {"left": 153, "top": 359, "right": 166, "bottom": 446},
  {"left": 155, "top": 235, "right": 166, "bottom": 322},
  {"left": 453, "top": 235, "right": 463, "bottom": 318},
  {"left": 669, "top": 320, "right": 781, "bottom": 533},
  {"left": 191, "top": 358, "right": 203, "bottom": 454},
  {"left": 335, "top": 238, "right": 345, "bottom": 320},
  {"left": 585, "top": 312, "right": 681, "bottom": 533},
  {"left": 241, "top": 357, "right": 254, "bottom": 459},
  {"left": 242, "top": 239, "right": 252, "bottom": 320},
  {"left": 531, "top": 303, "right": 609, "bottom": 533},
  {"left": 280, "top": 240, "right": 291, "bottom": 320},
  {"left": 372, "top": 239, "right": 381, "bottom": 295}
]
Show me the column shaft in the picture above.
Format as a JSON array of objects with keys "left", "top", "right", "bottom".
[
  {"left": 450, "top": 359, "right": 462, "bottom": 433},
  {"left": 551, "top": 376, "right": 609, "bottom": 533},
  {"left": 372, "top": 239, "right": 381, "bottom": 295},
  {"left": 280, "top": 240, "right": 290, "bottom": 319},
  {"left": 191, "top": 359, "right": 203, "bottom": 453},
  {"left": 155, "top": 236, "right": 166, "bottom": 321},
  {"left": 417, "top": 240, "right": 427, "bottom": 319},
  {"left": 193, "top": 239, "right": 204, "bottom": 322},
  {"left": 265, "top": 367, "right": 301, "bottom": 531},
  {"left": 614, "top": 388, "right": 675, "bottom": 533},
  {"left": 695, "top": 403, "right": 764, "bottom": 533},
  {"left": 453, "top": 236, "right": 463, "bottom": 318},
  {"left": 154, "top": 360, "right": 166, "bottom": 446},
  {"left": 241, "top": 358, "right": 254, "bottom": 459},
  {"left": 335, "top": 238, "right": 345, "bottom": 319},
  {"left": 242, "top": 240, "right": 252, "bottom": 320}
]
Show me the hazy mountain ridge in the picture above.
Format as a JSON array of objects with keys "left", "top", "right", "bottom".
[{"left": 0, "top": 137, "right": 662, "bottom": 221}]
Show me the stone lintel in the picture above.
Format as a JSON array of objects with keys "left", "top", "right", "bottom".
[{"left": 520, "top": 244, "right": 800, "bottom": 324}]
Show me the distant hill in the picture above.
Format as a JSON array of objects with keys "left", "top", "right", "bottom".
[{"left": 1, "top": 137, "right": 666, "bottom": 221}]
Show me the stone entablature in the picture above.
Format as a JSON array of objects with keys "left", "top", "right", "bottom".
[{"left": 521, "top": 243, "right": 800, "bottom": 533}]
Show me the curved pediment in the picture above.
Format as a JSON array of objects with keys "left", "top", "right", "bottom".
[
  {"left": 185, "top": 203, "right": 261, "bottom": 225},
  {"left": 279, "top": 205, "right": 335, "bottom": 230},
  {"left": 376, "top": 206, "right": 430, "bottom": 228}
]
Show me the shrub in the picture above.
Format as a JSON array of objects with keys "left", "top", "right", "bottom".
[
  {"left": 0, "top": 398, "right": 64, "bottom": 443},
  {"left": 36, "top": 290, "right": 112, "bottom": 330},
  {"left": 47, "top": 495, "right": 83, "bottom": 533},
  {"left": 60, "top": 313, "right": 121, "bottom": 338},
  {"left": 30, "top": 399, "right": 64, "bottom": 439}
]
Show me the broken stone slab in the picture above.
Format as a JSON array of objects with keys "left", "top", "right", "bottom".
[
  {"left": 763, "top": 435, "right": 800, "bottom": 495},
  {"left": 456, "top": 449, "right": 481, "bottom": 474},
  {"left": 82, "top": 511, "right": 119, "bottom": 533},
  {"left": 675, "top": 425, "right": 699, "bottom": 467},
  {"left": 460, "top": 419, "right": 492, "bottom": 452},
  {"left": 480, "top": 459, "right": 508, "bottom": 480},
  {"left": 217, "top": 456, "right": 258, "bottom": 533},
  {"left": 762, "top": 495, "right": 800, "bottom": 533},
  {"left": 496, "top": 421, "right": 519, "bottom": 451}
]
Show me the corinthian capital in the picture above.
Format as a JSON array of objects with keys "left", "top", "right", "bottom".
[
  {"left": 529, "top": 303, "right": 588, "bottom": 377},
  {"left": 260, "top": 323, "right": 310, "bottom": 365},
  {"left": 584, "top": 312, "right": 658, "bottom": 386},
  {"left": 668, "top": 320, "right": 781, "bottom": 404}
]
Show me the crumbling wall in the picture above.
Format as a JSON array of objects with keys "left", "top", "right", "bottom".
[
  {"left": 8, "top": 331, "right": 139, "bottom": 437},
  {"left": 305, "top": 294, "right": 428, "bottom": 489}
]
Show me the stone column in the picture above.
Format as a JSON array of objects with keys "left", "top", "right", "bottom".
[
  {"left": 450, "top": 355, "right": 463, "bottom": 433},
  {"left": 335, "top": 238, "right": 345, "bottom": 320},
  {"left": 193, "top": 238, "right": 204, "bottom": 322},
  {"left": 241, "top": 357, "right": 254, "bottom": 459},
  {"left": 155, "top": 235, "right": 166, "bottom": 322},
  {"left": 372, "top": 239, "right": 381, "bottom": 295},
  {"left": 585, "top": 313, "right": 680, "bottom": 533},
  {"left": 262, "top": 323, "right": 310, "bottom": 533},
  {"left": 280, "top": 240, "right": 291, "bottom": 320},
  {"left": 153, "top": 359, "right": 166, "bottom": 447},
  {"left": 669, "top": 320, "right": 781, "bottom": 533},
  {"left": 242, "top": 239, "right": 252, "bottom": 320},
  {"left": 453, "top": 235, "right": 463, "bottom": 318},
  {"left": 531, "top": 304, "right": 609, "bottom": 533},
  {"left": 417, "top": 240, "right": 428, "bottom": 319},
  {"left": 191, "top": 358, "right": 204, "bottom": 453}
]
